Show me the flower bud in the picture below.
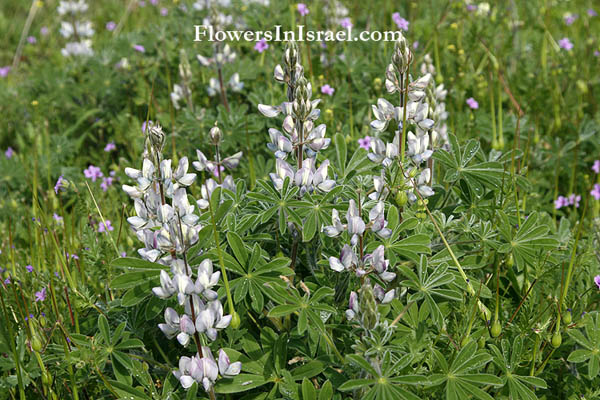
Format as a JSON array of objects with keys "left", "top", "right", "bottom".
[
  {"left": 478, "top": 336, "right": 486, "bottom": 349},
  {"left": 460, "top": 335, "right": 471, "bottom": 348},
  {"left": 395, "top": 191, "right": 408, "bottom": 207},
  {"left": 209, "top": 123, "right": 222, "bottom": 145},
  {"left": 230, "top": 311, "right": 241, "bottom": 329},
  {"left": 563, "top": 309, "right": 572, "bottom": 325},
  {"left": 31, "top": 335, "right": 43, "bottom": 352},
  {"left": 147, "top": 123, "right": 166, "bottom": 151},
  {"left": 490, "top": 320, "right": 501, "bottom": 338},
  {"left": 551, "top": 331, "right": 562, "bottom": 348}
]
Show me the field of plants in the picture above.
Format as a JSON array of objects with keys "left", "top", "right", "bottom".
[{"left": 1, "top": 0, "right": 600, "bottom": 399}]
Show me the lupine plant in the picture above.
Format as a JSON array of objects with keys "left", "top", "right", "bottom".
[{"left": 2, "top": 0, "right": 600, "bottom": 399}]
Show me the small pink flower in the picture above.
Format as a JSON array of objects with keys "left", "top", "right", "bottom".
[
  {"left": 0, "top": 66, "right": 10, "bottom": 78},
  {"left": 595, "top": 275, "right": 600, "bottom": 290},
  {"left": 150, "top": 0, "right": 158, "bottom": 4},
  {"left": 160, "top": 7, "right": 168, "bottom": 16},
  {"left": 5, "top": 147, "right": 14, "bottom": 159},
  {"left": 55, "top": 175, "right": 66, "bottom": 194},
  {"left": 106, "top": 21, "right": 116, "bottom": 31},
  {"left": 392, "top": 13, "right": 409, "bottom": 31},
  {"left": 53, "top": 213, "right": 63, "bottom": 222},
  {"left": 591, "top": 184, "right": 600, "bottom": 201},
  {"left": 254, "top": 38, "right": 269, "bottom": 53},
  {"left": 139, "top": 0, "right": 146, "bottom": 6},
  {"left": 567, "top": 193, "right": 581, "bottom": 208},
  {"left": 358, "top": 136, "right": 371, "bottom": 150},
  {"left": 466, "top": 97, "right": 479, "bottom": 109},
  {"left": 26, "top": 265, "right": 34, "bottom": 273},
  {"left": 340, "top": 18, "right": 353, "bottom": 29},
  {"left": 466, "top": 4, "right": 477, "bottom": 11},
  {"left": 558, "top": 38, "right": 573, "bottom": 51},
  {"left": 592, "top": 160, "right": 600, "bottom": 174},
  {"left": 40, "top": 26, "right": 49, "bottom": 36},
  {"left": 321, "top": 84, "right": 335, "bottom": 96},
  {"left": 35, "top": 287, "right": 47, "bottom": 302},
  {"left": 84, "top": 165, "right": 103, "bottom": 182},
  {"left": 100, "top": 176, "right": 114, "bottom": 192},
  {"left": 104, "top": 141, "right": 116, "bottom": 152},
  {"left": 554, "top": 195, "right": 569, "bottom": 209},
  {"left": 297, "top": 3, "right": 309, "bottom": 16},
  {"left": 27, "top": 36, "right": 37, "bottom": 44},
  {"left": 413, "top": 41, "right": 419, "bottom": 50},
  {"left": 98, "top": 220, "right": 114, "bottom": 233},
  {"left": 564, "top": 14, "right": 577, "bottom": 25},
  {"left": 133, "top": 44, "right": 146, "bottom": 53},
  {"left": 588, "top": 9, "right": 598, "bottom": 17}
]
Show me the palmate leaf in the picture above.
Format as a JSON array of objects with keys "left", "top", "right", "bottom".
[
  {"left": 497, "top": 211, "right": 558, "bottom": 268},
  {"left": 430, "top": 342, "right": 502, "bottom": 399},
  {"left": 567, "top": 311, "right": 600, "bottom": 379},
  {"left": 434, "top": 134, "right": 506, "bottom": 196}
]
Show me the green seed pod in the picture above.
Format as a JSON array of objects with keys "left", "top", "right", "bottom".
[
  {"left": 39, "top": 315, "right": 47, "bottom": 327},
  {"left": 395, "top": 191, "right": 408, "bottom": 207},
  {"left": 490, "top": 320, "right": 501, "bottom": 338},
  {"left": 551, "top": 331, "right": 562, "bottom": 348},
  {"left": 360, "top": 283, "right": 378, "bottom": 330},
  {"left": 31, "top": 335, "right": 43, "bottom": 353},
  {"left": 506, "top": 254, "right": 514, "bottom": 267},
  {"left": 563, "top": 310, "right": 572, "bottom": 325},
  {"left": 230, "top": 311, "right": 241, "bottom": 329},
  {"left": 42, "top": 371, "right": 53, "bottom": 386}
]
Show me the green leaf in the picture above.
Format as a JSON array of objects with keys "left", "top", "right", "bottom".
[
  {"left": 227, "top": 232, "right": 248, "bottom": 266},
  {"left": 111, "top": 257, "right": 165, "bottom": 271},
  {"left": 268, "top": 304, "right": 300, "bottom": 317},
  {"left": 213, "top": 374, "right": 268, "bottom": 393},
  {"left": 334, "top": 132, "right": 347, "bottom": 176},
  {"left": 98, "top": 314, "right": 110, "bottom": 344},
  {"left": 302, "top": 377, "right": 317, "bottom": 400},
  {"left": 111, "top": 271, "right": 159, "bottom": 290},
  {"left": 318, "top": 380, "right": 333, "bottom": 400},
  {"left": 337, "top": 378, "right": 376, "bottom": 391},
  {"left": 291, "top": 361, "right": 325, "bottom": 380}
]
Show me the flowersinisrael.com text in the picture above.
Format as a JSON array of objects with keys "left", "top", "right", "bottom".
[{"left": 194, "top": 25, "right": 404, "bottom": 42}]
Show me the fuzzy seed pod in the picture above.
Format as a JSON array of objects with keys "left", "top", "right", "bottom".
[{"left": 360, "top": 282, "right": 378, "bottom": 330}]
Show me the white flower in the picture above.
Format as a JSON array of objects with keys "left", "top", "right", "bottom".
[
  {"left": 218, "top": 349, "right": 242, "bottom": 377},
  {"left": 195, "top": 260, "right": 220, "bottom": 300}
]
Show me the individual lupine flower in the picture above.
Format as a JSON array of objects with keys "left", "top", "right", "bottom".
[
  {"left": 368, "top": 202, "right": 392, "bottom": 239},
  {"left": 340, "top": 17, "right": 353, "bottom": 29},
  {"left": 558, "top": 38, "right": 574, "bottom": 51},
  {"left": 176, "top": 352, "right": 219, "bottom": 391},
  {"left": 466, "top": 97, "right": 479, "bottom": 109},
  {"left": 106, "top": 21, "right": 116, "bottom": 31},
  {"left": 367, "top": 134, "right": 399, "bottom": 167},
  {"left": 5, "top": 147, "right": 14, "bottom": 158},
  {"left": 133, "top": 44, "right": 146, "bottom": 53},
  {"left": 153, "top": 270, "right": 177, "bottom": 298},
  {"left": 369, "top": 173, "right": 390, "bottom": 201},
  {"left": 218, "top": 349, "right": 242, "bottom": 377},
  {"left": 592, "top": 160, "right": 600, "bottom": 174},
  {"left": 568, "top": 194, "right": 581, "bottom": 208},
  {"left": 353, "top": 137, "right": 370, "bottom": 151},
  {"left": 26, "top": 265, "right": 34, "bottom": 273},
  {"left": 0, "top": 66, "right": 10, "bottom": 78},
  {"left": 197, "top": 44, "right": 236, "bottom": 68},
  {"left": 476, "top": 2, "right": 490, "bottom": 15},
  {"left": 267, "top": 129, "right": 293, "bottom": 158},
  {"left": 254, "top": 38, "right": 269, "bottom": 53},
  {"left": 60, "top": 21, "right": 94, "bottom": 38},
  {"left": 591, "top": 184, "right": 600, "bottom": 201},
  {"left": 347, "top": 200, "right": 366, "bottom": 245},
  {"left": 323, "top": 209, "right": 344, "bottom": 237},
  {"left": 329, "top": 244, "right": 357, "bottom": 272},
  {"left": 554, "top": 195, "right": 569, "bottom": 209},
  {"left": 406, "top": 132, "right": 433, "bottom": 164},
  {"left": 595, "top": 275, "right": 600, "bottom": 290},
  {"left": 195, "top": 300, "right": 232, "bottom": 341},
  {"left": 57, "top": 0, "right": 89, "bottom": 15},
  {"left": 228, "top": 72, "right": 244, "bottom": 92},
  {"left": 366, "top": 245, "right": 395, "bottom": 282},
  {"left": 104, "top": 141, "right": 116, "bottom": 152},
  {"left": 407, "top": 168, "right": 434, "bottom": 202},
  {"left": 84, "top": 165, "right": 103, "bottom": 181},
  {"left": 297, "top": 3, "right": 309, "bottom": 16},
  {"left": 370, "top": 98, "right": 400, "bottom": 132},
  {"left": 97, "top": 220, "right": 114, "bottom": 233},
  {"left": 373, "top": 284, "right": 395, "bottom": 303},
  {"left": 195, "top": 260, "right": 220, "bottom": 301},
  {"left": 61, "top": 40, "right": 94, "bottom": 57},
  {"left": 346, "top": 291, "right": 359, "bottom": 320},
  {"left": 35, "top": 288, "right": 47, "bottom": 302},
  {"left": 392, "top": 13, "right": 409, "bottom": 31},
  {"left": 158, "top": 308, "right": 196, "bottom": 346},
  {"left": 321, "top": 84, "right": 335, "bottom": 96}
]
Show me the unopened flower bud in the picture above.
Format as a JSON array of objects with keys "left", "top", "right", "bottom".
[
  {"left": 551, "top": 331, "right": 562, "bottom": 348},
  {"left": 210, "top": 123, "right": 222, "bottom": 145},
  {"left": 230, "top": 311, "right": 241, "bottom": 329},
  {"left": 148, "top": 123, "right": 165, "bottom": 151},
  {"left": 490, "top": 320, "right": 501, "bottom": 338}
]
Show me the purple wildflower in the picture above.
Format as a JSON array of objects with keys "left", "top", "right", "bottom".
[
  {"left": 84, "top": 165, "right": 103, "bottom": 182},
  {"left": 104, "top": 141, "right": 116, "bottom": 152},
  {"left": 139, "top": 0, "right": 146, "bottom": 6},
  {"left": 160, "top": 7, "right": 168, "bottom": 16},
  {"left": 358, "top": 136, "right": 371, "bottom": 151},
  {"left": 5, "top": 147, "right": 14, "bottom": 159},
  {"left": 142, "top": 120, "right": 153, "bottom": 133},
  {"left": 27, "top": 36, "right": 37, "bottom": 44},
  {"left": 564, "top": 14, "right": 577, "bottom": 25},
  {"left": 558, "top": 38, "right": 574, "bottom": 51},
  {"left": 340, "top": 18, "right": 353, "bottom": 29},
  {"left": 98, "top": 220, "right": 114, "bottom": 233},
  {"left": 40, "top": 27, "right": 49, "bottom": 36},
  {"left": 26, "top": 265, "right": 34, "bottom": 273},
  {"left": 568, "top": 194, "right": 581, "bottom": 208},
  {"left": 554, "top": 195, "right": 569, "bottom": 209},
  {"left": 595, "top": 50, "right": 600, "bottom": 57},
  {"left": 53, "top": 213, "right": 63, "bottom": 222},
  {"left": 100, "top": 176, "right": 114, "bottom": 192},
  {"left": 466, "top": 97, "right": 479, "bottom": 109},
  {"left": 54, "top": 175, "right": 66, "bottom": 194},
  {"left": 150, "top": 0, "right": 158, "bottom": 4},
  {"left": 121, "top": 252, "right": 127, "bottom": 257},
  {"left": 588, "top": 9, "right": 597, "bottom": 17},
  {"left": 592, "top": 160, "right": 600, "bottom": 174},
  {"left": 133, "top": 44, "right": 145, "bottom": 53},
  {"left": 595, "top": 275, "right": 600, "bottom": 290},
  {"left": 211, "top": 165, "right": 225, "bottom": 178},
  {"left": 0, "top": 66, "right": 10, "bottom": 77},
  {"left": 321, "top": 84, "right": 335, "bottom": 96},
  {"left": 106, "top": 21, "right": 116, "bottom": 31},
  {"left": 3, "top": 278, "right": 10, "bottom": 285},
  {"left": 254, "top": 39, "right": 269, "bottom": 53},
  {"left": 35, "top": 288, "right": 46, "bottom": 302},
  {"left": 413, "top": 41, "right": 419, "bottom": 50},
  {"left": 392, "top": 13, "right": 409, "bottom": 31},
  {"left": 297, "top": 3, "right": 309, "bottom": 16},
  {"left": 591, "top": 184, "right": 600, "bottom": 200},
  {"left": 466, "top": 4, "right": 477, "bottom": 11}
]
